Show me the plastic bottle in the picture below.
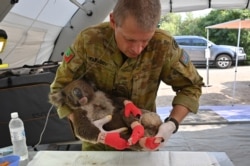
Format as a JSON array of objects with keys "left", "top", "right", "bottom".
[{"left": 9, "top": 112, "right": 29, "bottom": 161}]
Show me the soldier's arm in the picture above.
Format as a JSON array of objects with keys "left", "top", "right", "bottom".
[
  {"left": 50, "top": 58, "right": 85, "bottom": 118},
  {"left": 162, "top": 47, "right": 204, "bottom": 114},
  {"left": 139, "top": 41, "right": 204, "bottom": 151},
  {"left": 50, "top": 32, "right": 88, "bottom": 118},
  {"left": 168, "top": 105, "right": 189, "bottom": 124}
]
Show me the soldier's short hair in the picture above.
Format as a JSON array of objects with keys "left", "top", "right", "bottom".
[{"left": 112, "top": 0, "right": 161, "bottom": 31}]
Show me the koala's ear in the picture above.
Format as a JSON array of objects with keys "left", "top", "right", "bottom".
[
  {"left": 48, "top": 91, "right": 66, "bottom": 107},
  {"left": 88, "top": 80, "right": 97, "bottom": 91},
  {"left": 81, "top": 75, "right": 98, "bottom": 91}
]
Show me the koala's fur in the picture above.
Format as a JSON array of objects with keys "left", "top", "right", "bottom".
[{"left": 49, "top": 77, "right": 162, "bottom": 151}]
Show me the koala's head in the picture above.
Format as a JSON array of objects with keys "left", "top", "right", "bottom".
[
  {"left": 140, "top": 112, "right": 162, "bottom": 137},
  {"left": 49, "top": 78, "right": 96, "bottom": 109}
]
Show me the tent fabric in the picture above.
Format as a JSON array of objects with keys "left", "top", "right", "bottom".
[
  {"left": 0, "top": 13, "right": 61, "bottom": 68},
  {"left": 206, "top": 19, "right": 250, "bottom": 29},
  {"left": 10, "top": 0, "right": 79, "bottom": 27},
  {"left": 160, "top": 0, "right": 250, "bottom": 14},
  {"left": 0, "top": 0, "right": 113, "bottom": 68}
]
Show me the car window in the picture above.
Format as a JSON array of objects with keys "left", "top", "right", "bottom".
[
  {"left": 175, "top": 38, "right": 191, "bottom": 46},
  {"left": 192, "top": 38, "right": 207, "bottom": 46}
]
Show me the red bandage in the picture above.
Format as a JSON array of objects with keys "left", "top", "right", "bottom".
[
  {"left": 105, "top": 132, "right": 129, "bottom": 150},
  {"left": 124, "top": 103, "right": 142, "bottom": 117},
  {"left": 145, "top": 137, "right": 161, "bottom": 150},
  {"left": 129, "top": 125, "right": 145, "bottom": 145}
]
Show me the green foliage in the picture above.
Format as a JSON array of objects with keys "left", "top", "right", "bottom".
[
  {"left": 159, "top": 13, "right": 182, "bottom": 35},
  {"left": 159, "top": 9, "right": 250, "bottom": 58}
]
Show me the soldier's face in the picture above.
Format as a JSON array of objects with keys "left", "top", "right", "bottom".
[{"left": 110, "top": 14, "right": 155, "bottom": 58}]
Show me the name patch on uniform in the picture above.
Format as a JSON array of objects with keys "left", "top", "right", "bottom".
[
  {"left": 88, "top": 57, "right": 107, "bottom": 66},
  {"left": 180, "top": 50, "right": 190, "bottom": 66},
  {"left": 64, "top": 48, "right": 74, "bottom": 63}
]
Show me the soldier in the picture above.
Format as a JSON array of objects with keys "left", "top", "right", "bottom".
[{"left": 50, "top": 0, "right": 204, "bottom": 151}]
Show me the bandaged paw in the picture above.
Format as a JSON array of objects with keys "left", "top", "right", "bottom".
[
  {"left": 128, "top": 124, "right": 144, "bottom": 145},
  {"left": 124, "top": 102, "right": 142, "bottom": 118},
  {"left": 98, "top": 132, "right": 129, "bottom": 150}
]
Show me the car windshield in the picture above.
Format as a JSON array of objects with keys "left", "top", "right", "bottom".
[{"left": 174, "top": 36, "right": 215, "bottom": 47}]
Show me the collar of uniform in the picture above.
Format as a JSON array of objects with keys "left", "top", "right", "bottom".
[
  {"left": 145, "top": 29, "right": 171, "bottom": 52},
  {"left": 145, "top": 34, "right": 159, "bottom": 52},
  {"left": 103, "top": 29, "right": 117, "bottom": 54}
]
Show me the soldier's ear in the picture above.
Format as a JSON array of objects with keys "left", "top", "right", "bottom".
[{"left": 109, "top": 13, "right": 115, "bottom": 29}]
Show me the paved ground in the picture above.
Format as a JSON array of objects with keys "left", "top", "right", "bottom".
[{"left": 157, "top": 65, "right": 250, "bottom": 107}]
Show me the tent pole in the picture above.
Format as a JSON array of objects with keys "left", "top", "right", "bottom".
[
  {"left": 232, "top": 20, "right": 242, "bottom": 106},
  {"left": 204, "top": 28, "right": 211, "bottom": 87}
]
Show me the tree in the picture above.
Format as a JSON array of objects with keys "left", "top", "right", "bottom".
[
  {"left": 160, "top": 9, "right": 250, "bottom": 57},
  {"left": 201, "top": 9, "right": 250, "bottom": 56},
  {"left": 159, "top": 13, "right": 181, "bottom": 35},
  {"left": 179, "top": 13, "right": 202, "bottom": 35}
]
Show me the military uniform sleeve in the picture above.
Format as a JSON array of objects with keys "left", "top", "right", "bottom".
[
  {"left": 50, "top": 31, "right": 88, "bottom": 118},
  {"left": 161, "top": 39, "right": 204, "bottom": 113}
]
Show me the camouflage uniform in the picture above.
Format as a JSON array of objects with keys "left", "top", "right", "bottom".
[{"left": 50, "top": 22, "right": 204, "bottom": 150}]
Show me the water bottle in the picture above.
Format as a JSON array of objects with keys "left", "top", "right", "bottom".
[{"left": 9, "top": 112, "right": 29, "bottom": 161}]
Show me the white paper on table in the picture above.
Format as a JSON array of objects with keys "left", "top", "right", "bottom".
[
  {"left": 169, "top": 151, "right": 220, "bottom": 166},
  {"left": 27, "top": 151, "right": 221, "bottom": 166}
]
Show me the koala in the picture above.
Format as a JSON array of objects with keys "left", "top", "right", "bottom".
[{"left": 49, "top": 77, "right": 162, "bottom": 151}]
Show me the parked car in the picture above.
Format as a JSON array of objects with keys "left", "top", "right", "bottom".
[{"left": 174, "top": 35, "right": 247, "bottom": 69}]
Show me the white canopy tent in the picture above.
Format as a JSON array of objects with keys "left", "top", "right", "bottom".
[
  {"left": 160, "top": 0, "right": 250, "bottom": 14},
  {"left": 206, "top": 19, "right": 250, "bottom": 104},
  {"left": 0, "top": 0, "right": 250, "bottom": 68}
]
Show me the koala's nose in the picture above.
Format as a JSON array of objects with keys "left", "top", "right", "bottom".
[{"left": 73, "top": 88, "right": 83, "bottom": 99}]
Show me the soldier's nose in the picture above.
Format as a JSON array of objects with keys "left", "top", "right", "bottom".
[
  {"left": 132, "top": 43, "right": 144, "bottom": 55},
  {"left": 73, "top": 88, "right": 83, "bottom": 99},
  {"left": 131, "top": 46, "right": 143, "bottom": 55}
]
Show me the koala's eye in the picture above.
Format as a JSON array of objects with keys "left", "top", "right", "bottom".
[{"left": 73, "top": 88, "right": 83, "bottom": 99}]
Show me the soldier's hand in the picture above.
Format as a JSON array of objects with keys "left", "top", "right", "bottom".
[
  {"left": 67, "top": 113, "right": 74, "bottom": 122},
  {"left": 124, "top": 101, "right": 142, "bottom": 118}
]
